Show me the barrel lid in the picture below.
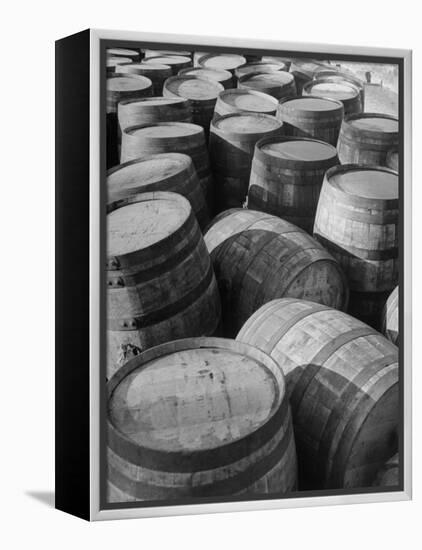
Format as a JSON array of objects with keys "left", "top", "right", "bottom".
[
  {"left": 348, "top": 115, "right": 398, "bottom": 133},
  {"left": 329, "top": 166, "right": 398, "bottom": 200},
  {"left": 219, "top": 89, "right": 277, "bottom": 113},
  {"left": 260, "top": 138, "right": 337, "bottom": 162},
  {"left": 240, "top": 71, "right": 294, "bottom": 86},
  {"left": 119, "top": 96, "right": 188, "bottom": 108},
  {"left": 107, "top": 192, "right": 191, "bottom": 256},
  {"left": 107, "top": 56, "right": 132, "bottom": 67},
  {"left": 107, "top": 48, "right": 139, "bottom": 57},
  {"left": 126, "top": 121, "right": 202, "bottom": 138},
  {"left": 144, "top": 55, "right": 191, "bottom": 65},
  {"left": 165, "top": 75, "right": 224, "bottom": 100},
  {"left": 235, "top": 62, "right": 286, "bottom": 77},
  {"left": 107, "top": 74, "right": 152, "bottom": 92},
  {"left": 213, "top": 113, "right": 281, "bottom": 134},
  {"left": 121, "top": 62, "right": 171, "bottom": 72},
  {"left": 305, "top": 80, "right": 358, "bottom": 100},
  {"left": 108, "top": 338, "right": 283, "bottom": 453},
  {"left": 280, "top": 96, "right": 343, "bottom": 112},
  {"left": 199, "top": 53, "right": 247, "bottom": 71},
  {"left": 144, "top": 49, "right": 191, "bottom": 57},
  {"left": 179, "top": 67, "right": 232, "bottom": 82}
]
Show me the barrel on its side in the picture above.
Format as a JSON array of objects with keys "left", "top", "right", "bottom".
[
  {"left": 381, "top": 286, "right": 399, "bottom": 345},
  {"left": 118, "top": 62, "right": 172, "bottom": 95},
  {"left": 373, "top": 454, "right": 400, "bottom": 487},
  {"left": 106, "top": 192, "right": 221, "bottom": 378},
  {"left": 209, "top": 113, "right": 283, "bottom": 211},
  {"left": 213, "top": 89, "right": 278, "bottom": 119},
  {"left": 303, "top": 78, "right": 362, "bottom": 116},
  {"left": 107, "top": 153, "right": 209, "bottom": 229},
  {"left": 248, "top": 136, "right": 339, "bottom": 233},
  {"left": 204, "top": 209, "right": 348, "bottom": 337},
  {"left": 337, "top": 113, "right": 399, "bottom": 166},
  {"left": 107, "top": 337, "right": 297, "bottom": 501},
  {"left": 277, "top": 96, "right": 344, "bottom": 146},
  {"left": 237, "top": 298, "right": 399, "bottom": 490},
  {"left": 238, "top": 71, "right": 297, "bottom": 100}
]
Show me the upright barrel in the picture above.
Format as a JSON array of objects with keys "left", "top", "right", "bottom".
[
  {"left": 118, "top": 97, "right": 192, "bottom": 134},
  {"left": 238, "top": 71, "right": 297, "bottom": 100},
  {"left": 107, "top": 56, "right": 132, "bottom": 74},
  {"left": 198, "top": 53, "right": 247, "bottom": 74},
  {"left": 313, "top": 164, "right": 399, "bottom": 329},
  {"left": 303, "top": 79, "right": 362, "bottom": 116},
  {"left": 313, "top": 69, "right": 365, "bottom": 108},
  {"left": 290, "top": 59, "right": 328, "bottom": 93},
  {"left": 248, "top": 136, "right": 339, "bottom": 233},
  {"left": 107, "top": 153, "right": 209, "bottom": 229},
  {"left": 337, "top": 113, "right": 399, "bottom": 166},
  {"left": 373, "top": 454, "right": 400, "bottom": 487},
  {"left": 107, "top": 47, "right": 141, "bottom": 62},
  {"left": 204, "top": 209, "right": 348, "bottom": 337},
  {"left": 143, "top": 55, "right": 191, "bottom": 75},
  {"left": 209, "top": 113, "right": 283, "bottom": 211},
  {"left": 386, "top": 150, "right": 399, "bottom": 171},
  {"left": 118, "top": 62, "right": 172, "bottom": 95},
  {"left": 262, "top": 56, "right": 293, "bottom": 71},
  {"left": 213, "top": 89, "right": 278, "bottom": 119},
  {"left": 235, "top": 61, "right": 287, "bottom": 79},
  {"left": 237, "top": 298, "right": 399, "bottom": 489},
  {"left": 106, "top": 192, "right": 221, "bottom": 377},
  {"left": 120, "top": 122, "right": 214, "bottom": 214},
  {"left": 143, "top": 49, "right": 192, "bottom": 59},
  {"left": 107, "top": 337, "right": 297, "bottom": 501},
  {"left": 163, "top": 75, "right": 224, "bottom": 138},
  {"left": 381, "top": 286, "right": 399, "bottom": 345},
  {"left": 277, "top": 96, "right": 344, "bottom": 146},
  {"left": 179, "top": 67, "right": 234, "bottom": 89}
]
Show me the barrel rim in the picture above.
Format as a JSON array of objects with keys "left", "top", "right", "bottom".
[
  {"left": 118, "top": 95, "right": 191, "bottom": 109},
  {"left": 312, "top": 70, "right": 365, "bottom": 88},
  {"left": 198, "top": 52, "right": 247, "bottom": 70},
  {"left": 217, "top": 87, "right": 279, "bottom": 109},
  {"left": 210, "top": 111, "right": 283, "bottom": 138},
  {"left": 143, "top": 54, "right": 192, "bottom": 64},
  {"left": 234, "top": 60, "right": 287, "bottom": 78},
  {"left": 107, "top": 152, "right": 192, "bottom": 178},
  {"left": 178, "top": 66, "right": 233, "bottom": 81},
  {"left": 341, "top": 112, "right": 399, "bottom": 137},
  {"left": 118, "top": 61, "right": 173, "bottom": 72},
  {"left": 106, "top": 47, "right": 140, "bottom": 57},
  {"left": 107, "top": 72, "right": 153, "bottom": 92},
  {"left": 238, "top": 70, "right": 295, "bottom": 87},
  {"left": 278, "top": 94, "right": 344, "bottom": 116},
  {"left": 163, "top": 74, "right": 225, "bottom": 101},
  {"left": 123, "top": 120, "right": 205, "bottom": 138},
  {"left": 303, "top": 78, "right": 361, "bottom": 100}
]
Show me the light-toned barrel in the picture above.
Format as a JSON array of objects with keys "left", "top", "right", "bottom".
[
  {"left": 120, "top": 122, "right": 214, "bottom": 214},
  {"left": 312, "top": 69, "right": 365, "bottom": 108},
  {"left": 106, "top": 56, "right": 132, "bottom": 74},
  {"left": 381, "top": 286, "right": 399, "bottom": 345},
  {"left": 277, "top": 96, "right": 344, "bottom": 146},
  {"left": 337, "top": 113, "right": 399, "bottom": 166},
  {"left": 118, "top": 97, "right": 192, "bottom": 134},
  {"left": 373, "top": 454, "right": 400, "bottom": 487},
  {"left": 213, "top": 89, "right": 278, "bottom": 119},
  {"left": 143, "top": 55, "right": 191, "bottom": 75},
  {"left": 143, "top": 48, "right": 192, "bottom": 59},
  {"left": 204, "top": 209, "right": 348, "bottom": 337},
  {"left": 235, "top": 61, "right": 287, "bottom": 79},
  {"left": 198, "top": 53, "right": 247, "bottom": 74},
  {"left": 237, "top": 298, "right": 399, "bottom": 489},
  {"left": 209, "top": 113, "right": 283, "bottom": 211},
  {"left": 238, "top": 71, "right": 296, "bottom": 100},
  {"left": 193, "top": 51, "right": 209, "bottom": 66},
  {"left": 179, "top": 67, "right": 234, "bottom": 89},
  {"left": 313, "top": 164, "right": 398, "bottom": 329},
  {"left": 262, "top": 56, "right": 293, "bottom": 71},
  {"left": 303, "top": 78, "right": 362, "bottom": 116},
  {"left": 163, "top": 75, "right": 224, "bottom": 137},
  {"left": 106, "top": 192, "right": 221, "bottom": 377},
  {"left": 107, "top": 153, "right": 209, "bottom": 229},
  {"left": 107, "top": 337, "right": 297, "bottom": 501},
  {"left": 248, "top": 136, "right": 339, "bottom": 233},
  {"left": 118, "top": 62, "right": 172, "bottom": 94},
  {"left": 386, "top": 150, "right": 399, "bottom": 171},
  {"left": 107, "top": 48, "right": 141, "bottom": 62}
]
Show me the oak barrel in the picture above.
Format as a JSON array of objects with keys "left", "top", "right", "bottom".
[
  {"left": 381, "top": 286, "right": 399, "bottom": 345},
  {"left": 107, "top": 47, "right": 141, "bottom": 62},
  {"left": 209, "top": 113, "right": 284, "bottom": 211},
  {"left": 312, "top": 69, "right": 365, "bottom": 108},
  {"left": 303, "top": 78, "right": 362, "bottom": 116},
  {"left": 106, "top": 192, "right": 221, "bottom": 377},
  {"left": 198, "top": 53, "right": 247, "bottom": 74},
  {"left": 204, "top": 209, "right": 348, "bottom": 337},
  {"left": 143, "top": 55, "right": 191, "bottom": 75},
  {"left": 386, "top": 149, "right": 399, "bottom": 172},
  {"left": 313, "top": 164, "right": 399, "bottom": 329},
  {"left": 107, "top": 153, "right": 209, "bottom": 229},
  {"left": 213, "top": 89, "right": 278, "bottom": 119},
  {"left": 193, "top": 51, "right": 209, "bottom": 66},
  {"left": 277, "top": 96, "right": 344, "bottom": 146},
  {"left": 262, "top": 56, "right": 293, "bottom": 71},
  {"left": 163, "top": 75, "right": 224, "bottom": 137},
  {"left": 107, "top": 337, "right": 297, "bottom": 501},
  {"left": 373, "top": 454, "right": 399, "bottom": 487},
  {"left": 143, "top": 49, "right": 192, "bottom": 59},
  {"left": 107, "top": 56, "right": 132, "bottom": 74},
  {"left": 248, "top": 136, "right": 339, "bottom": 233},
  {"left": 289, "top": 59, "right": 328, "bottom": 94},
  {"left": 120, "top": 122, "right": 214, "bottom": 214},
  {"left": 118, "top": 62, "right": 173, "bottom": 95},
  {"left": 238, "top": 71, "right": 297, "bottom": 100},
  {"left": 235, "top": 61, "right": 287, "bottom": 79},
  {"left": 237, "top": 298, "right": 399, "bottom": 489},
  {"left": 337, "top": 113, "right": 399, "bottom": 166},
  {"left": 179, "top": 66, "right": 234, "bottom": 89}
]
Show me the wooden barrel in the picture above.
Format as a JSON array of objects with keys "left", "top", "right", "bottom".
[
  {"left": 107, "top": 337, "right": 297, "bottom": 501},
  {"left": 120, "top": 122, "right": 214, "bottom": 214},
  {"left": 106, "top": 73, "right": 153, "bottom": 168},
  {"left": 381, "top": 286, "right": 399, "bottom": 345},
  {"left": 118, "top": 62, "right": 172, "bottom": 95},
  {"left": 204, "top": 209, "right": 348, "bottom": 337},
  {"left": 143, "top": 49, "right": 192, "bottom": 59},
  {"left": 238, "top": 71, "right": 297, "bottom": 100},
  {"left": 313, "top": 164, "right": 398, "bottom": 329},
  {"left": 107, "top": 153, "right": 209, "bottom": 229},
  {"left": 179, "top": 67, "right": 234, "bottom": 89},
  {"left": 235, "top": 61, "right": 287, "bottom": 79},
  {"left": 248, "top": 136, "right": 339, "bottom": 233},
  {"left": 262, "top": 56, "right": 292, "bottom": 71},
  {"left": 106, "top": 56, "right": 132, "bottom": 74},
  {"left": 209, "top": 113, "right": 284, "bottom": 211},
  {"left": 193, "top": 51, "right": 209, "bottom": 66},
  {"left": 107, "top": 48, "right": 141, "bottom": 62},
  {"left": 337, "top": 113, "right": 399, "bottom": 166},
  {"left": 106, "top": 192, "right": 221, "bottom": 378},
  {"left": 290, "top": 59, "right": 329, "bottom": 94},
  {"left": 386, "top": 149, "right": 399, "bottom": 172},
  {"left": 373, "top": 453, "right": 399, "bottom": 487},
  {"left": 198, "top": 53, "right": 247, "bottom": 74},
  {"left": 143, "top": 55, "right": 191, "bottom": 75},
  {"left": 118, "top": 97, "right": 192, "bottom": 134},
  {"left": 277, "top": 96, "right": 344, "bottom": 146},
  {"left": 237, "top": 298, "right": 399, "bottom": 489},
  {"left": 213, "top": 89, "right": 278, "bottom": 119},
  {"left": 163, "top": 75, "right": 224, "bottom": 138},
  {"left": 303, "top": 78, "right": 362, "bottom": 116},
  {"left": 312, "top": 69, "right": 365, "bottom": 107}
]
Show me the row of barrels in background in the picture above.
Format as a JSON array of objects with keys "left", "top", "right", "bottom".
[{"left": 105, "top": 47, "right": 401, "bottom": 501}]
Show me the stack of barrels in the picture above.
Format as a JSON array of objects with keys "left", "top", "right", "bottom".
[{"left": 105, "top": 46, "right": 401, "bottom": 502}]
